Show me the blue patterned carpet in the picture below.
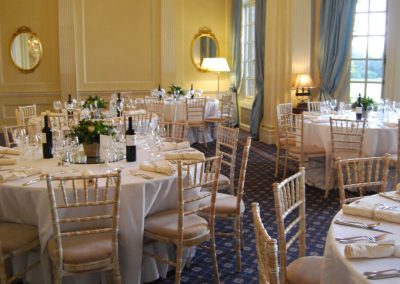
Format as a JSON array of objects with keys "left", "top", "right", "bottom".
[{"left": 150, "top": 131, "right": 343, "bottom": 283}]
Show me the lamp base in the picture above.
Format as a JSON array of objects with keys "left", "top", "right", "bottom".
[{"left": 296, "top": 102, "right": 308, "bottom": 111}]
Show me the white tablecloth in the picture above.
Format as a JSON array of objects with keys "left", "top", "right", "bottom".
[
  {"left": 303, "top": 112, "right": 398, "bottom": 189},
  {"left": 0, "top": 146, "right": 196, "bottom": 284},
  {"left": 322, "top": 193, "right": 400, "bottom": 284}
]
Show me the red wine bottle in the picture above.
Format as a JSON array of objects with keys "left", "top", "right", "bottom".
[
  {"left": 126, "top": 117, "right": 136, "bottom": 162},
  {"left": 42, "top": 115, "right": 53, "bottom": 159},
  {"left": 116, "top": 93, "right": 122, "bottom": 117},
  {"left": 67, "top": 94, "right": 74, "bottom": 116},
  {"left": 356, "top": 94, "right": 363, "bottom": 120}
]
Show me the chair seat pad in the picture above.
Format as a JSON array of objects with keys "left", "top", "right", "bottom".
[
  {"left": 47, "top": 232, "right": 112, "bottom": 265},
  {"left": 203, "top": 174, "right": 230, "bottom": 190},
  {"left": 144, "top": 210, "right": 209, "bottom": 240},
  {"left": 0, "top": 222, "right": 38, "bottom": 254},
  {"left": 333, "top": 150, "right": 364, "bottom": 160},
  {"left": 287, "top": 256, "right": 323, "bottom": 284},
  {"left": 288, "top": 145, "right": 325, "bottom": 155},
  {"left": 199, "top": 193, "right": 245, "bottom": 215}
]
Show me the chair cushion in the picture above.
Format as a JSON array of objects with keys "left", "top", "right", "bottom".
[
  {"left": 287, "top": 256, "right": 323, "bottom": 284},
  {"left": 47, "top": 232, "right": 112, "bottom": 265},
  {"left": 199, "top": 193, "right": 245, "bottom": 215},
  {"left": 202, "top": 174, "right": 230, "bottom": 191},
  {"left": 288, "top": 145, "right": 325, "bottom": 155},
  {"left": 0, "top": 222, "right": 38, "bottom": 254},
  {"left": 144, "top": 210, "right": 209, "bottom": 240},
  {"left": 333, "top": 150, "right": 363, "bottom": 160}
]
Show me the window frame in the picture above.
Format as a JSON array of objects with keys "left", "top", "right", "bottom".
[{"left": 241, "top": 0, "right": 256, "bottom": 98}]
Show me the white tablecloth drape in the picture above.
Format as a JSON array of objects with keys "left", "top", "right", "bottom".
[
  {"left": 0, "top": 147, "right": 194, "bottom": 284},
  {"left": 322, "top": 193, "right": 400, "bottom": 284}
]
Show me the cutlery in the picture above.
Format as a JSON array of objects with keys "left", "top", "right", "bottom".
[
  {"left": 23, "top": 169, "right": 79, "bottom": 186},
  {"left": 334, "top": 219, "right": 393, "bottom": 234},
  {"left": 379, "top": 193, "right": 400, "bottom": 203},
  {"left": 366, "top": 272, "right": 400, "bottom": 280},
  {"left": 130, "top": 171, "right": 154, "bottom": 180},
  {"left": 8, "top": 171, "right": 41, "bottom": 182},
  {"left": 335, "top": 233, "right": 387, "bottom": 243},
  {"left": 364, "top": 269, "right": 400, "bottom": 276}
]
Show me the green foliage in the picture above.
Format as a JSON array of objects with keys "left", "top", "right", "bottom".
[
  {"left": 167, "top": 84, "right": 185, "bottom": 95},
  {"left": 351, "top": 95, "right": 376, "bottom": 110},
  {"left": 82, "top": 96, "right": 107, "bottom": 109},
  {"left": 70, "top": 119, "right": 115, "bottom": 144}
]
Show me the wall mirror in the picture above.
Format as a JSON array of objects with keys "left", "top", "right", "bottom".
[
  {"left": 191, "top": 27, "right": 219, "bottom": 72},
  {"left": 10, "top": 26, "right": 43, "bottom": 73}
]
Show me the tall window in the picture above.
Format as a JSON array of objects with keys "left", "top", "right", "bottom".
[
  {"left": 350, "top": 0, "right": 387, "bottom": 102},
  {"left": 242, "top": 0, "right": 255, "bottom": 97}
]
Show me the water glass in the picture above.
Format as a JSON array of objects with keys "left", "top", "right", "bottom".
[{"left": 53, "top": 100, "right": 62, "bottom": 112}]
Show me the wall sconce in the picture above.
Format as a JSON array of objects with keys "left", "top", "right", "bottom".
[{"left": 293, "top": 73, "right": 314, "bottom": 108}]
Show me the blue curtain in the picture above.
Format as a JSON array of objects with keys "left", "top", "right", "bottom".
[
  {"left": 230, "top": 0, "right": 242, "bottom": 127},
  {"left": 250, "top": 0, "right": 266, "bottom": 140},
  {"left": 318, "top": 0, "right": 357, "bottom": 101}
]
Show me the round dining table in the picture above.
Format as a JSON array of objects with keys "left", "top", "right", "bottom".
[
  {"left": 302, "top": 111, "right": 398, "bottom": 190},
  {"left": 0, "top": 145, "right": 196, "bottom": 284},
  {"left": 322, "top": 193, "right": 400, "bottom": 284}
]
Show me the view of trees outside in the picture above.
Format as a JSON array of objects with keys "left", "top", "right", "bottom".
[{"left": 350, "top": 0, "right": 386, "bottom": 103}]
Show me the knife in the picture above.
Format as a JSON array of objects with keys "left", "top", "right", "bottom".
[
  {"left": 367, "top": 273, "right": 400, "bottom": 280},
  {"left": 334, "top": 219, "right": 393, "bottom": 234},
  {"left": 23, "top": 169, "right": 79, "bottom": 186},
  {"left": 379, "top": 192, "right": 400, "bottom": 203}
]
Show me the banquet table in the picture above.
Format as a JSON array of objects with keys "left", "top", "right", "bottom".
[
  {"left": 322, "top": 193, "right": 400, "bottom": 284},
  {"left": 0, "top": 145, "right": 198, "bottom": 284},
  {"left": 302, "top": 111, "right": 398, "bottom": 190}
]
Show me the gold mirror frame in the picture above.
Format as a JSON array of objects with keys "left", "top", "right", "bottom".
[
  {"left": 190, "top": 27, "right": 219, "bottom": 72},
  {"left": 10, "top": 26, "right": 43, "bottom": 73}
]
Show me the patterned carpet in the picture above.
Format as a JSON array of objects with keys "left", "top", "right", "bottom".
[{"left": 150, "top": 131, "right": 343, "bottom": 283}]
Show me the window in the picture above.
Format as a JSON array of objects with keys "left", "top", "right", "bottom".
[
  {"left": 242, "top": 0, "right": 256, "bottom": 97},
  {"left": 350, "top": 0, "right": 387, "bottom": 102}
]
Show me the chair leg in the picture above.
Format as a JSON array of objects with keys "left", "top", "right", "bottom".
[
  {"left": 52, "top": 264, "right": 62, "bottom": 284},
  {"left": 0, "top": 256, "right": 7, "bottom": 284},
  {"left": 113, "top": 267, "right": 121, "bottom": 284},
  {"left": 202, "top": 125, "right": 207, "bottom": 148},
  {"left": 210, "top": 237, "right": 220, "bottom": 284},
  {"left": 283, "top": 149, "right": 288, "bottom": 178},
  {"left": 235, "top": 217, "right": 242, "bottom": 272},
  {"left": 274, "top": 144, "right": 281, "bottom": 177},
  {"left": 174, "top": 244, "right": 183, "bottom": 284},
  {"left": 325, "top": 160, "right": 334, "bottom": 198}
]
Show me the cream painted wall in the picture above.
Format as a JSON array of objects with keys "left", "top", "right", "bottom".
[{"left": 0, "top": 0, "right": 60, "bottom": 126}]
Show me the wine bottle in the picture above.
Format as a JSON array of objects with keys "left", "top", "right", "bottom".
[
  {"left": 190, "top": 83, "right": 194, "bottom": 98},
  {"left": 67, "top": 94, "right": 74, "bottom": 116},
  {"left": 157, "top": 84, "right": 163, "bottom": 99},
  {"left": 126, "top": 117, "right": 136, "bottom": 162},
  {"left": 356, "top": 94, "right": 363, "bottom": 120},
  {"left": 42, "top": 115, "right": 53, "bottom": 159},
  {"left": 116, "top": 93, "right": 122, "bottom": 117}
]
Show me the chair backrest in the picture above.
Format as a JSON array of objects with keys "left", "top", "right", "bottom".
[
  {"left": 396, "top": 119, "right": 400, "bottom": 183},
  {"left": 252, "top": 202, "right": 280, "bottom": 284},
  {"left": 45, "top": 170, "right": 121, "bottom": 268},
  {"left": 215, "top": 125, "right": 239, "bottom": 195},
  {"left": 282, "top": 113, "right": 305, "bottom": 161},
  {"left": 307, "top": 101, "right": 322, "bottom": 112},
  {"left": 3, "top": 125, "right": 29, "bottom": 148},
  {"left": 177, "top": 156, "right": 221, "bottom": 233},
  {"left": 145, "top": 97, "right": 165, "bottom": 121},
  {"left": 220, "top": 94, "right": 233, "bottom": 125},
  {"left": 186, "top": 98, "right": 206, "bottom": 123},
  {"left": 18, "top": 104, "right": 37, "bottom": 125},
  {"left": 123, "top": 112, "right": 152, "bottom": 133},
  {"left": 159, "top": 121, "right": 189, "bottom": 143},
  {"left": 337, "top": 154, "right": 390, "bottom": 206},
  {"left": 273, "top": 167, "right": 306, "bottom": 283},
  {"left": 235, "top": 137, "right": 252, "bottom": 211},
  {"left": 330, "top": 118, "right": 366, "bottom": 159},
  {"left": 276, "top": 103, "right": 292, "bottom": 140}
]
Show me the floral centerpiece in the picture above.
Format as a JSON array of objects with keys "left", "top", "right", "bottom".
[
  {"left": 352, "top": 95, "right": 376, "bottom": 111},
  {"left": 167, "top": 84, "right": 185, "bottom": 96},
  {"left": 70, "top": 119, "right": 115, "bottom": 158},
  {"left": 82, "top": 96, "right": 107, "bottom": 109}
]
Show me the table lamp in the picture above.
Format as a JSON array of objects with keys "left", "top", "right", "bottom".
[
  {"left": 293, "top": 73, "right": 314, "bottom": 109},
  {"left": 201, "top": 57, "right": 230, "bottom": 98}
]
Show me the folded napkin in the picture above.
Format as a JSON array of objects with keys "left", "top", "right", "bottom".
[
  {"left": 310, "top": 116, "right": 330, "bottom": 123},
  {"left": 164, "top": 151, "right": 205, "bottom": 161},
  {"left": 342, "top": 200, "right": 400, "bottom": 224},
  {"left": 81, "top": 169, "right": 96, "bottom": 187},
  {"left": 139, "top": 161, "right": 176, "bottom": 176},
  {"left": 345, "top": 240, "right": 400, "bottom": 258},
  {"left": 383, "top": 121, "right": 398, "bottom": 128},
  {"left": 0, "top": 147, "right": 20, "bottom": 155},
  {"left": 0, "top": 159, "right": 17, "bottom": 166},
  {"left": 303, "top": 112, "right": 321, "bottom": 117},
  {"left": 0, "top": 168, "right": 41, "bottom": 183},
  {"left": 159, "top": 141, "right": 190, "bottom": 152}
]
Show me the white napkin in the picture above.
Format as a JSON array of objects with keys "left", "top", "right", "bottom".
[
  {"left": 0, "top": 147, "right": 21, "bottom": 155},
  {"left": 342, "top": 200, "right": 400, "bottom": 224},
  {"left": 164, "top": 151, "right": 205, "bottom": 161},
  {"left": 0, "top": 159, "right": 17, "bottom": 166},
  {"left": 383, "top": 121, "right": 398, "bottom": 128},
  {"left": 345, "top": 240, "right": 400, "bottom": 258},
  {"left": 310, "top": 116, "right": 330, "bottom": 123},
  {"left": 159, "top": 141, "right": 190, "bottom": 152},
  {"left": 139, "top": 160, "right": 176, "bottom": 176},
  {"left": 0, "top": 168, "right": 41, "bottom": 183}
]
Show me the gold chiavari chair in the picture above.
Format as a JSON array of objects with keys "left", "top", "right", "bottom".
[
  {"left": 158, "top": 121, "right": 189, "bottom": 143},
  {"left": 123, "top": 112, "right": 153, "bottom": 133},
  {"left": 17, "top": 105, "right": 37, "bottom": 125},
  {"left": 275, "top": 103, "right": 292, "bottom": 177},
  {"left": 326, "top": 118, "right": 366, "bottom": 197},
  {"left": 336, "top": 154, "right": 390, "bottom": 207},
  {"left": 252, "top": 202, "right": 279, "bottom": 284},
  {"left": 145, "top": 97, "right": 165, "bottom": 123},
  {"left": 307, "top": 101, "right": 322, "bottom": 112},
  {"left": 45, "top": 170, "right": 122, "bottom": 283},
  {"left": 389, "top": 119, "right": 400, "bottom": 183},
  {"left": 3, "top": 125, "right": 29, "bottom": 148},
  {"left": 273, "top": 167, "right": 322, "bottom": 284},
  {"left": 205, "top": 93, "right": 233, "bottom": 127},
  {"left": 0, "top": 223, "right": 40, "bottom": 283},
  {"left": 143, "top": 156, "right": 222, "bottom": 284},
  {"left": 200, "top": 137, "right": 251, "bottom": 272},
  {"left": 186, "top": 97, "right": 207, "bottom": 147}
]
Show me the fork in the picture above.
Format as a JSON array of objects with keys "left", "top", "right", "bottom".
[
  {"left": 335, "top": 233, "right": 387, "bottom": 243},
  {"left": 131, "top": 171, "right": 154, "bottom": 180}
]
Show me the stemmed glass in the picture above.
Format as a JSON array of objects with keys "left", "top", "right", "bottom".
[
  {"left": 28, "top": 133, "right": 41, "bottom": 160},
  {"left": 14, "top": 128, "right": 28, "bottom": 152},
  {"left": 53, "top": 100, "right": 62, "bottom": 113},
  {"left": 330, "top": 99, "right": 337, "bottom": 112}
]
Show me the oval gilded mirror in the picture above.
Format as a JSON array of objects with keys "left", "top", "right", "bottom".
[
  {"left": 191, "top": 27, "right": 219, "bottom": 72},
  {"left": 10, "top": 26, "right": 43, "bottom": 73}
]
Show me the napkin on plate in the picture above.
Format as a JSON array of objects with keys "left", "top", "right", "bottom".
[
  {"left": 159, "top": 141, "right": 190, "bottom": 152},
  {"left": 342, "top": 199, "right": 400, "bottom": 224},
  {"left": 0, "top": 159, "right": 17, "bottom": 166},
  {"left": 345, "top": 240, "right": 400, "bottom": 258},
  {"left": 0, "top": 147, "right": 21, "bottom": 155},
  {"left": 164, "top": 151, "right": 205, "bottom": 161},
  {"left": 139, "top": 160, "right": 176, "bottom": 176},
  {"left": 0, "top": 168, "right": 41, "bottom": 183}
]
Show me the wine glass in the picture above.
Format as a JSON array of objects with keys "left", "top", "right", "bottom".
[
  {"left": 53, "top": 100, "right": 62, "bottom": 113},
  {"left": 330, "top": 100, "right": 337, "bottom": 112}
]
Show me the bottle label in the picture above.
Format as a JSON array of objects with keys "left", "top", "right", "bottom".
[
  {"left": 356, "top": 107, "right": 362, "bottom": 114},
  {"left": 126, "top": 135, "right": 136, "bottom": 146},
  {"left": 41, "top": 133, "right": 47, "bottom": 143}
]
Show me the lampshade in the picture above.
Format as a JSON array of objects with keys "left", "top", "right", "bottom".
[
  {"left": 201, "top": 58, "right": 230, "bottom": 72},
  {"left": 293, "top": 73, "right": 314, "bottom": 88}
]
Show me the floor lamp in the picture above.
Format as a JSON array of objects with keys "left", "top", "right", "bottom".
[{"left": 201, "top": 57, "right": 231, "bottom": 99}]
